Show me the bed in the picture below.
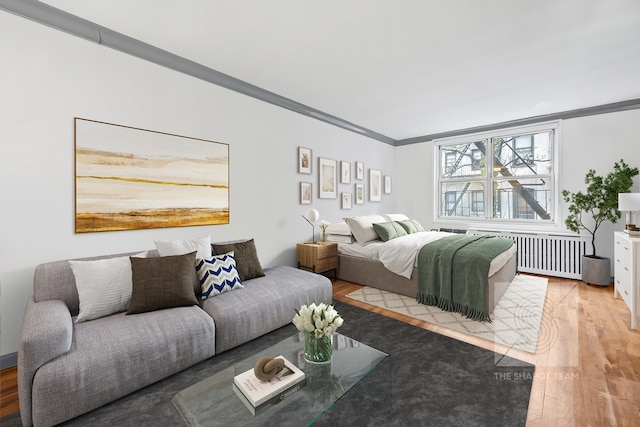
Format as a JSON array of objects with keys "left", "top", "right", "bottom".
[{"left": 329, "top": 215, "right": 517, "bottom": 319}]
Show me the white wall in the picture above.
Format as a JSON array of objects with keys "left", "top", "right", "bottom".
[
  {"left": 0, "top": 12, "right": 395, "bottom": 361},
  {"left": 395, "top": 109, "right": 640, "bottom": 262}
]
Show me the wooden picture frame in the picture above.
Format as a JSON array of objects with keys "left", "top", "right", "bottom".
[
  {"left": 319, "top": 157, "right": 337, "bottom": 199},
  {"left": 300, "top": 182, "right": 312, "bottom": 204},
  {"left": 298, "top": 147, "right": 312, "bottom": 174},
  {"left": 369, "top": 169, "right": 381, "bottom": 202}
]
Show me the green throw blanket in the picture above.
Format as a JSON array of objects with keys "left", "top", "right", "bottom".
[{"left": 416, "top": 235, "right": 514, "bottom": 322}]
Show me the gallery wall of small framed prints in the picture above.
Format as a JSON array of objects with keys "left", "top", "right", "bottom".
[{"left": 297, "top": 146, "right": 391, "bottom": 209}]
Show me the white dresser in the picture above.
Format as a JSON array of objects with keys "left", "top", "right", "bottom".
[{"left": 614, "top": 231, "right": 639, "bottom": 329}]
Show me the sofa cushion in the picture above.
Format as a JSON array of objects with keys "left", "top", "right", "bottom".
[
  {"left": 127, "top": 252, "right": 199, "bottom": 314},
  {"left": 29, "top": 307, "right": 215, "bottom": 427},
  {"left": 196, "top": 252, "right": 244, "bottom": 299},
  {"left": 201, "top": 265, "right": 332, "bottom": 353},
  {"left": 211, "top": 239, "right": 265, "bottom": 281}
]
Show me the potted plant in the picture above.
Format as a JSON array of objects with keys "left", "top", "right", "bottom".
[{"left": 562, "top": 159, "right": 638, "bottom": 286}]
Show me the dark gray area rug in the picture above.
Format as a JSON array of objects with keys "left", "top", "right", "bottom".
[{"left": 1, "top": 301, "right": 534, "bottom": 427}]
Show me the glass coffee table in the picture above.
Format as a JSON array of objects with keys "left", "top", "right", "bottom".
[{"left": 172, "top": 332, "right": 389, "bottom": 426}]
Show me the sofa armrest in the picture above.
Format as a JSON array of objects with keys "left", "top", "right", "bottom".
[{"left": 18, "top": 297, "right": 73, "bottom": 427}]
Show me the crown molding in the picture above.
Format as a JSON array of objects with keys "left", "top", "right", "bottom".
[
  {"left": 3, "top": 0, "right": 640, "bottom": 147},
  {"left": 0, "top": 0, "right": 396, "bottom": 145},
  {"left": 396, "top": 98, "right": 640, "bottom": 146}
]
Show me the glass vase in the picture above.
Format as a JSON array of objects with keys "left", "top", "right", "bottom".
[
  {"left": 304, "top": 332, "right": 332, "bottom": 364},
  {"left": 321, "top": 230, "right": 326, "bottom": 242}
]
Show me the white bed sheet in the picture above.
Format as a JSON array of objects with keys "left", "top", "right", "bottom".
[{"left": 337, "top": 231, "right": 516, "bottom": 279}]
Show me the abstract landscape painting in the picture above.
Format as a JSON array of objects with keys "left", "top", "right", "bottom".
[{"left": 75, "top": 118, "right": 229, "bottom": 233}]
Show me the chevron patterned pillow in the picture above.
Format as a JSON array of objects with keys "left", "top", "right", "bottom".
[{"left": 195, "top": 252, "right": 243, "bottom": 299}]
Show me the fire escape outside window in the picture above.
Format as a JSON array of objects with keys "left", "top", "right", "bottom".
[{"left": 435, "top": 123, "right": 557, "bottom": 224}]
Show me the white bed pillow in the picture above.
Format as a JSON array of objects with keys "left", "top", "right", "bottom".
[
  {"left": 155, "top": 235, "right": 212, "bottom": 259},
  {"left": 382, "top": 213, "right": 410, "bottom": 222},
  {"left": 345, "top": 215, "right": 387, "bottom": 245},
  {"left": 70, "top": 254, "right": 144, "bottom": 323},
  {"left": 327, "top": 234, "right": 355, "bottom": 244},
  {"left": 326, "top": 221, "right": 352, "bottom": 236}
]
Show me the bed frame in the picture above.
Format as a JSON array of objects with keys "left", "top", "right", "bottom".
[{"left": 337, "top": 252, "right": 517, "bottom": 315}]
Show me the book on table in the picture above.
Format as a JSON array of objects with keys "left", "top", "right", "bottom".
[{"left": 233, "top": 355, "right": 306, "bottom": 414}]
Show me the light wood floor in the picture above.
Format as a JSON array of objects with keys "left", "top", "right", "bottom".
[{"left": 2, "top": 275, "right": 639, "bottom": 425}]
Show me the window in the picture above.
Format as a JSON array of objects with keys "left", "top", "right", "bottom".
[
  {"left": 435, "top": 123, "right": 557, "bottom": 224},
  {"left": 471, "top": 149, "right": 482, "bottom": 171},
  {"left": 471, "top": 190, "right": 484, "bottom": 214},
  {"left": 444, "top": 152, "right": 456, "bottom": 174}
]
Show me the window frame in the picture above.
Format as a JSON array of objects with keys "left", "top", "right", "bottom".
[{"left": 433, "top": 121, "right": 561, "bottom": 231}]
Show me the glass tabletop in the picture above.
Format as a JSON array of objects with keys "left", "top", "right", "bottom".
[{"left": 172, "top": 332, "right": 389, "bottom": 426}]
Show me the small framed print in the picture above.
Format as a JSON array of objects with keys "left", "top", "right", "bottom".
[
  {"left": 319, "top": 157, "right": 337, "bottom": 199},
  {"left": 298, "top": 147, "right": 312, "bottom": 174},
  {"left": 355, "top": 183, "right": 365, "bottom": 204},
  {"left": 384, "top": 175, "right": 392, "bottom": 194},
  {"left": 369, "top": 169, "right": 381, "bottom": 202},
  {"left": 341, "top": 161, "right": 351, "bottom": 184},
  {"left": 356, "top": 161, "right": 364, "bottom": 180},
  {"left": 300, "top": 182, "right": 312, "bottom": 204},
  {"left": 342, "top": 192, "right": 352, "bottom": 209}
]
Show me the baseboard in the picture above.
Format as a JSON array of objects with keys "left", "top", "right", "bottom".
[{"left": 0, "top": 352, "right": 17, "bottom": 370}]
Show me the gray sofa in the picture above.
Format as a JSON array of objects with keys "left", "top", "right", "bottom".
[{"left": 18, "top": 250, "right": 332, "bottom": 427}]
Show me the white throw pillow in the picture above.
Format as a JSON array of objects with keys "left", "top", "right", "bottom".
[
  {"left": 344, "top": 215, "right": 387, "bottom": 245},
  {"left": 70, "top": 256, "right": 137, "bottom": 323},
  {"left": 155, "top": 235, "right": 212, "bottom": 259}
]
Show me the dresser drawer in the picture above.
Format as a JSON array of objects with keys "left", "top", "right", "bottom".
[
  {"left": 614, "top": 231, "right": 639, "bottom": 329},
  {"left": 615, "top": 237, "right": 632, "bottom": 266},
  {"left": 615, "top": 276, "right": 632, "bottom": 307}
]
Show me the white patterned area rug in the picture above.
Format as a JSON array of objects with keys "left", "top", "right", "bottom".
[{"left": 346, "top": 274, "right": 548, "bottom": 353}]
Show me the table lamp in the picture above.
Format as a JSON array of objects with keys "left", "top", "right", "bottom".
[
  {"left": 618, "top": 193, "right": 640, "bottom": 230},
  {"left": 302, "top": 209, "right": 320, "bottom": 243}
]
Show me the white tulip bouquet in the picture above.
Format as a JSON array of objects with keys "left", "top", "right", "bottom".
[{"left": 293, "top": 303, "right": 343, "bottom": 338}]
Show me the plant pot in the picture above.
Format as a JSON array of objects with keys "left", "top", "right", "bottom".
[{"left": 581, "top": 255, "right": 611, "bottom": 286}]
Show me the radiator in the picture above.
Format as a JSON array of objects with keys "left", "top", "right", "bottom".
[{"left": 470, "top": 230, "right": 589, "bottom": 279}]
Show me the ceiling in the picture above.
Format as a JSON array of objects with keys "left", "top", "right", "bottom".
[{"left": 33, "top": 0, "right": 640, "bottom": 142}]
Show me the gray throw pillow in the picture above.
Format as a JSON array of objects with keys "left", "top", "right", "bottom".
[
  {"left": 127, "top": 251, "right": 198, "bottom": 315},
  {"left": 211, "top": 239, "right": 265, "bottom": 281}
]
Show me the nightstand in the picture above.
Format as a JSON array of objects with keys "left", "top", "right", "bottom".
[{"left": 296, "top": 242, "right": 338, "bottom": 275}]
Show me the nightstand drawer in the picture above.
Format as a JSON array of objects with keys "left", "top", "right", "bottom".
[
  {"left": 311, "top": 257, "right": 339, "bottom": 273},
  {"left": 315, "top": 243, "right": 338, "bottom": 259}
]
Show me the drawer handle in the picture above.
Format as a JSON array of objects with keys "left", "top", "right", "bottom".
[
  {"left": 624, "top": 290, "right": 629, "bottom": 296},
  {"left": 625, "top": 267, "right": 629, "bottom": 271}
]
